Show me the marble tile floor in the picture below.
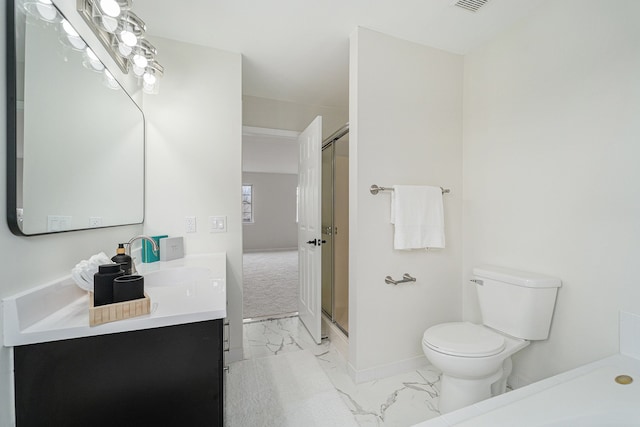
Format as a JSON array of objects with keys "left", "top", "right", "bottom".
[{"left": 239, "top": 316, "right": 442, "bottom": 426}]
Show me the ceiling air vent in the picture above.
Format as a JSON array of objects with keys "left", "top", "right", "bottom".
[{"left": 452, "top": 0, "right": 489, "bottom": 13}]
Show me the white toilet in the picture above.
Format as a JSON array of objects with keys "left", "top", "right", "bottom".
[{"left": 422, "top": 265, "right": 561, "bottom": 414}]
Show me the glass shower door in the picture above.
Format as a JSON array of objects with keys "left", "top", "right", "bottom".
[
  {"left": 321, "top": 132, "right": 349, "bottom": 335},
  {"left": 321, "top": 144, "right": 334, "bottom": 317}
]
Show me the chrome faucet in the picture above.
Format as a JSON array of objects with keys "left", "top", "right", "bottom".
[{"left": 126, "top": 235, "right": 159, "bottom": 274}]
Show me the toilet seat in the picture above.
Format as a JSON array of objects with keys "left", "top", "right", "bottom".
[{"left": 423, "top": 322, "right": 505, "bottom": 358}]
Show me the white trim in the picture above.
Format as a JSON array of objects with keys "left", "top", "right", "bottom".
[{"left": 242, "top": 126, "right": 300, "bottom": 142}]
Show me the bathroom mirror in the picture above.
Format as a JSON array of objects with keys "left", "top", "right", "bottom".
[{"left": 6, "top": 0, "right": 145, "bottom": 236}]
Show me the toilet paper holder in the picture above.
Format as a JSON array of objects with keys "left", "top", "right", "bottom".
[{"left": 385, "top": 273, "right": 416, "bottom": 285}]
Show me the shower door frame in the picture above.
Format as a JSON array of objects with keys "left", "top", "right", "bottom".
[{"left": 321, "top": 124, "right": 349, "bottom": 337}]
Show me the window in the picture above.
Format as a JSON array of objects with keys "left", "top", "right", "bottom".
[{"left": 242, "top": 184, "right": 253, "bottom": 223}]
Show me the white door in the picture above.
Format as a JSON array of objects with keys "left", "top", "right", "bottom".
[{"left": 298, "top": 116, "right": 323, "bottom": 344}]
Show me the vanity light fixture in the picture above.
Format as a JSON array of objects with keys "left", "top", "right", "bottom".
[
  {"left": 21, "top": 0, "right": 164, "bottom": 93},
  {"left": 78, "top": 0, "right": 164, "bottom": 94}
]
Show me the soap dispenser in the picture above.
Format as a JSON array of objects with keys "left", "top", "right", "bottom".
[{"left": 111, "top": 243, "right": 133, "bottom": 275}]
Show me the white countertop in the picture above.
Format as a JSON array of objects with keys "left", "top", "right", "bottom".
[{"left": 2, "top": 253, "right": 226, "bottom": 347}]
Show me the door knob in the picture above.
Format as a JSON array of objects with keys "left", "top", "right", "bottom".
[{"left": 306, "top": 239, "right": 326, "bottom": 246}]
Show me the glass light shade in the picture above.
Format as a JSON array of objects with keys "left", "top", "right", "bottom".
[
  {"left": 59, "top": 20, "right": 85, "bottom": 50},
  {"left": 99, "top": 0, "right": 121, "bottom": 17},
  {"left": 119, "top": 29, "right": 137, "bottom": 47},
  {"left": 66, "top": 35, "right": 87, "bottom": 50},
  {"left": 117, "top": 41, "right": 133, "bottom": 57},
  {"left": 23, "top": 0, "right": 61, "bottom": 22},
  {"left": 132, "top": 54, "right": 148, "bottom": 68},
  {"left": 132, "top": 64, "right": 145, "bottom": 76},
  {"left": 100, "top": 15, "right": 119, "bottom": 33},
  {"left": 61, "top": 19, "right": 79, "bottom": 37},
  {"left": 143, "top": 72, "right": 156, "bottom": 85},
  {"left": 143, "top": 79, "right": 159, "bottom": 94}
]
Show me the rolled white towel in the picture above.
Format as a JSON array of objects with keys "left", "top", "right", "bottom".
[{"left": 71, "top": 252, "right": 115, "bottom": 292}]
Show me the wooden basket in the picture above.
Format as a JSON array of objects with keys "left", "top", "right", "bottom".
[{"left": 89, "top": 292, "right": 151, "bottom": 327}]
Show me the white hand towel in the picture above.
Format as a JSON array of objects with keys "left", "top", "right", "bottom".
[
  {"left": 391, "top": 185, "right": 445, "bottom": 250},
  {"left": 71, "top": 252, "right": 115, "bottom": 292}
]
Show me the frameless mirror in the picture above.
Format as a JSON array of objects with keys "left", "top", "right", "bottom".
[{"left": 6, "top": 0, "right": 145, "bottom": 235}]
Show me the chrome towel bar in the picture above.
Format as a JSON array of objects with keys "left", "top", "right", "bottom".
[
  {"left": 370, "top": 184, "right": 450, "bottom": 195},
  {"left": 385, "top": 273, "right": 417, "bottom": 285}
]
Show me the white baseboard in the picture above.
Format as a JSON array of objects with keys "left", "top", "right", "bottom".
[{"left": 348, "top": 354, "right": 429, "bottom": 384}]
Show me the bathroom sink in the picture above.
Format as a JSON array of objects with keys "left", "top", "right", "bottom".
[{"left": 142, "top": 267, "right": 213, "bottom": 287}]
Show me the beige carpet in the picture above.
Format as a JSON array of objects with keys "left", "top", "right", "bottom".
[
  {"left": 243, "top": 250, "right": 299, "bottom": 318},
  {"left": 225, "top": 350, "right": 358, "bottom": 427}
]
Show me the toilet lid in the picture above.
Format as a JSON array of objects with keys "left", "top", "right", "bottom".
[{"left": 423, "top": 322, "right": 505, "bottom": 357}]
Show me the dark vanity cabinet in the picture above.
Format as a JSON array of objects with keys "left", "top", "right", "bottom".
[{"left": 14, "top": 319, "right": 223, "bottom": 427}]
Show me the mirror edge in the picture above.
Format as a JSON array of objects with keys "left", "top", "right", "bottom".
[
  {"left": 6, "top": 0, "right": 24, "bottom": 236},
  {"left": 5, "top": 0, "right": 147, "bottom": 236}
]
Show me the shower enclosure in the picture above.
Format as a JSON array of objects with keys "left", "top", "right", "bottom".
[{"left": 321, "top": 125, "right": 349, "bottom": 335}]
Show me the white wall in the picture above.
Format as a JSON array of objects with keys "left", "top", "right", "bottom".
[
  {"left": 463, "top": 0, "right": 640, "bottom": 386},
  {"left": 242, "top": 172, "right": 298, "bottom": 252},
  {"left": 142, "top": 37, "right": 244, "bottom": 362},
  {"left": 242, "top": 127, "right": 299, "bottom": 174},
  {"left": 349, "top": 28, "right": 463, "bottom": 381},
  {"left": 1, "top": 4, "right": 145, "bottom": 424}
]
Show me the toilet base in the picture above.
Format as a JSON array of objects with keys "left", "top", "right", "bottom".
[{"left": 438, "top": 358, "right": 512, "bottom": 414}]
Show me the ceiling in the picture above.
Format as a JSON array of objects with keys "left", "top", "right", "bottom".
[{"left": 134, "top": 0, "right": 546, "bottom": 109}]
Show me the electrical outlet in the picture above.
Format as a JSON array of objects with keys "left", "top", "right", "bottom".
[
  {"left": 89, "top": 217, "right": 103, "bottom": 228},
  {"left": 209, "top": 216, "right": 227, "bottom": 233},
  {"left": 185, "top": 216, "right": 197, "bottom": 233},
  {"left": 47, "top": 215, "right": 72, "bottom": 232}
]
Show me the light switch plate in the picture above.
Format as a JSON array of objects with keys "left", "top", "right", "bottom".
[
  {"left": 159, "top": 237, "right": 184, "bottom": 261},
  {"left": 209, "top": 216, "right": 227, "bottom": 233}
]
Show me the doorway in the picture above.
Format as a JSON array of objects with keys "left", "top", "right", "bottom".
[
  {"left": 321, "top": 125, "right": 349, "bottom": 335},
  {"left": 242, "top": 126, "right": 300, "bottom": 321}
]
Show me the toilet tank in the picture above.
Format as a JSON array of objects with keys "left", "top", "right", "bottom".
[{"left": 473, "top": 266, "right": 562, "bottom": 340}]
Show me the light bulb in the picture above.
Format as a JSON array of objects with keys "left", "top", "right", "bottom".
[
  {"left": 61, "top": 19, "right": 79, "bottom": 37},
  {"left": 132, "top": 64, "right": 145, "bottom": 76},
  {"left": 36, "top": 2, "right": 57, "bottom": 21},
  {"left": 118, "top": 41, "right": 132, "bottom": 57},
  {"left": 86, "top": 48, "right": 98, "bottom": 61},
  {"left": 143, "top": 72, "right": 156, "bottom": 85},
  {"left": 132, "top": 54, "right": 148, "bottom": 68},
  {"left": 99, "top": 0, "right": 121, "bottom": 18},
  {"left": 120, "top": 29, "right": 137, "bottom": 47}
]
